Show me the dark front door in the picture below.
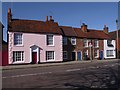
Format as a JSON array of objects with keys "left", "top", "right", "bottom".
[
  {"left": 72, "top": 52, "right": 76, "bottom": 60},
  {"left": 77, "top": 52, "right": 81, "bottom": 60},
  {"left": 32, "top": 52, "right": 37, "bottom": 63},
  {"left": 100, "top": 51, "right": 103, "bottom": 60}
]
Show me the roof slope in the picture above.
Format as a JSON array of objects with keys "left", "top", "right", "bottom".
[
  {"left": 8, "top": 19, "right": 62, "bottom": 35},
  {"left": 59, "top": 26, "right": 77, "bottom": 37},
  {"left": 60, "top": 26, "right": 109, "bottom": 39},
  {"left": 109, "top": 30, "right": 120, "bottom": 39}
]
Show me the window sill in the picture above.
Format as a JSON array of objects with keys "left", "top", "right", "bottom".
[
  {"left": 46, "top": 59, "right": 55, "bottom": 62},
  {"left": 14, "top": 45, "right": 24, "bottom": 47},
  {"left": 13, "top": 61, "right": 24, "bottom": 64},
  {"left": 47, "top": 45, "right": 55, "bottom": 47}
]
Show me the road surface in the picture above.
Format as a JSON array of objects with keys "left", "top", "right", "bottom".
[{"left": 2, "top": 59, "right": 120, "bottom": 89}]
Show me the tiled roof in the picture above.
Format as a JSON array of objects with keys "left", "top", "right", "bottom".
[
  {"left": 59, "top": 26, "right": 77, "bottom": 37},
  {"left": 8, "top": 19, "right": 62, "bottom": 35},
  {"left": 83, "top": 29, "right": 109, "bottom": 39},
  {"left": 60, "top": 26, "right": 109, "bottom": 39},
  {"left": 109, "top": 30, "right": 120, "bottom": 39},
  {"left": 8, "top": 19, "right": 109, "bottom": 39}
]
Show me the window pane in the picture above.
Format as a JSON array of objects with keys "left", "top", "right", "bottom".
[
  {"left": 14, "top": 33, "right": 22, "bottom": 45},
  {"left": 46, "top": 51, "right": 54, "bottom": 60},
  {"left": 71, "top": 37, "right": 76, "bottom": 45},
  {"left": 63, "top": 37, "right": 67, "bottom": 45},
  {"left": 13, "top": 51, "right": 24, "bottom": 62},
  {"left": 47, "top": 35, "right": 53, "bottom": 45},
  {"left": 84, "top": 39, "right": 87, "bottom": 47}
]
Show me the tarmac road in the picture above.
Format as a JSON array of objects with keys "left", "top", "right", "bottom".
[{"left": 2, "top": 59, "right": 120, "bottom": 89}]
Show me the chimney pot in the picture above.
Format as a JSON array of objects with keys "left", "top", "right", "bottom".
[
  {"left": 50, "top": 16, "right": 52, "bottom": 20},
  {"left": 81, "top": 23, "right": 88, "bottom": 32},
  {"left": 103, "top": 25, "right": 109, "bottom": 34},
  {"left": 8, "top": 8, "right": 11, "bottom": 13},
  {"left": 46, "top": 16, "right": 48, "bottom": 21},
  {"left": 49, "top": 16, "right": 54, "bottom": 22}
]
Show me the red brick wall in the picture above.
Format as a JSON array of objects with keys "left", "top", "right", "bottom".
[
  {"left": 63, "top": 37, "right": 104, "bottom": 61},
  {"left": 2, "top": 50, "right": 8, "bottom": 66}
]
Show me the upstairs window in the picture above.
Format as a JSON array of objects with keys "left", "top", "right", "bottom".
[
  {"left": 71, "top": 37, "right": 76, "bottom": 45},
  {"left": 107, "top": 40, "right": 113, "bottom": 47},
  {"left": 83, "top": 39, "right": 88, "bottom": 47},
  {"left": 14, "top": 33, "right": 23, "bottom": 45},
  {"left": 47, "top": 35, "right": 54, "bottom": 46},
  {"left": 94, "top": 40, "right": 99, "bottom": 47},
  {"left": 63, "top": 37, "right": 67, "bottom": 45}
]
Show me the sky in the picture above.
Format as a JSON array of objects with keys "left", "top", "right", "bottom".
[{"left": 2, "top": 2, "right": 118, "bottom": 42}]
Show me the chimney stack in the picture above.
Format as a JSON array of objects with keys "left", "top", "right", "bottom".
[
  {"left": 46, "top": 16, "right": 48, "bottom": 21},
  {"left": 8, "top": 8, "right": 12, "bottom": 23},
  {"left": 81, "top": 23, "right": 88, "bottom": 32},
  {"left": 49, "top": 16, "right": 54, "bottom": 22},
  {"left": 103, "top": 25, "right": 108, "bottom": 34}
]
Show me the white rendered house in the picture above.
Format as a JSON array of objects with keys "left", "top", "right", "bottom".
[{"left": 104, "top": 39, "right": 116, "bottom": 59}]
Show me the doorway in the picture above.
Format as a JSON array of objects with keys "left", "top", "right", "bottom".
[
  {"left": 72, "top": 52, "right": 76, "bottom": 60},
  {"left": 32, "top": 52, "right": 37, "bottom": 64}
]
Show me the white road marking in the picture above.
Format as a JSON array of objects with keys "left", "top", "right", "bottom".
[
  {"left": 66, "top": 68, "right": 80, "bottom": 72},
  {"left": 3, "top": 63, "right": 119, "bottom": 79},
  {"left": 2, "top": 72, "right": 52, "bottom": 79}
]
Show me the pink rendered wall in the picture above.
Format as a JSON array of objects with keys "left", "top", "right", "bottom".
[{"left": 8, "top": 32, "right": 63, "bottom": 64}]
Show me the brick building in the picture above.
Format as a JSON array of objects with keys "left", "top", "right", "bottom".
[
  {"left": 109, "top": 30, "right": 120, "bottom": 59},
  {"left": 60, "top": 24, "right": 110, "bottom": 61}
]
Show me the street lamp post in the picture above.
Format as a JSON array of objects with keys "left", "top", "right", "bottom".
[{"left": 116, "top": 19, "right": 119, "bottom": 59}]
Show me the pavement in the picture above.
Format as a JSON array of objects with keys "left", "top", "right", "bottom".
[{"left": 2, "top": 59, "right": 119, "bottom": 70}]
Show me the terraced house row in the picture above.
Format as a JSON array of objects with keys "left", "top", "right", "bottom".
[{"left": 7, "top": 8, "right": 116, "bottom": 64}]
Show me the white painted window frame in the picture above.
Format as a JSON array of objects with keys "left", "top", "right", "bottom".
[
  {"left": 94, "top": 50, "right": 99, "bottom": 58},
  {"left": 14, "top": 33, "right": 23, "bottom": 46},
  {"left": 13, "top": 51, "right": 24, "bottom": 63},
  {"left": 46, "top": 51, "right": 55, "bottom": 61},
  {"left": 71, "top": 37, "right": 76, "bottom": 45},
  {"left": 83, "top": 39, "right": 88, "bottom": 47},
  {"left": 46, "top": 34, "right": 54, "bottom": 46},
  {"left": 94, "top": 40, "right": 99, "bottom": 48}
]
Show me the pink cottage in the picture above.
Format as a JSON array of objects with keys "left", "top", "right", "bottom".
[{"left": 8, "top": 8, "right": 63, "bottom": 64}]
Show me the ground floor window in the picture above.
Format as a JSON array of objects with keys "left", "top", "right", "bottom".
[
  {"left": 107, "top": 50, "right": 114, "bottom": 57},
  {"left": 63, "top": 51, "right": 67, "bottom": 59},
  {"left": 83, "top": 50, "right": 88, "bottom": 57},
  {"left": 46, "top": 51, "right": 54, "bottom": 60},
  {"left": 83, "top": 50, "right": 88, "bottom": 60},
  {"left": 13, "top": 51, "right": 24, "bottom": 62},
  {"left": 94, "top": 50, "right": 99, "bottom": 58}
]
